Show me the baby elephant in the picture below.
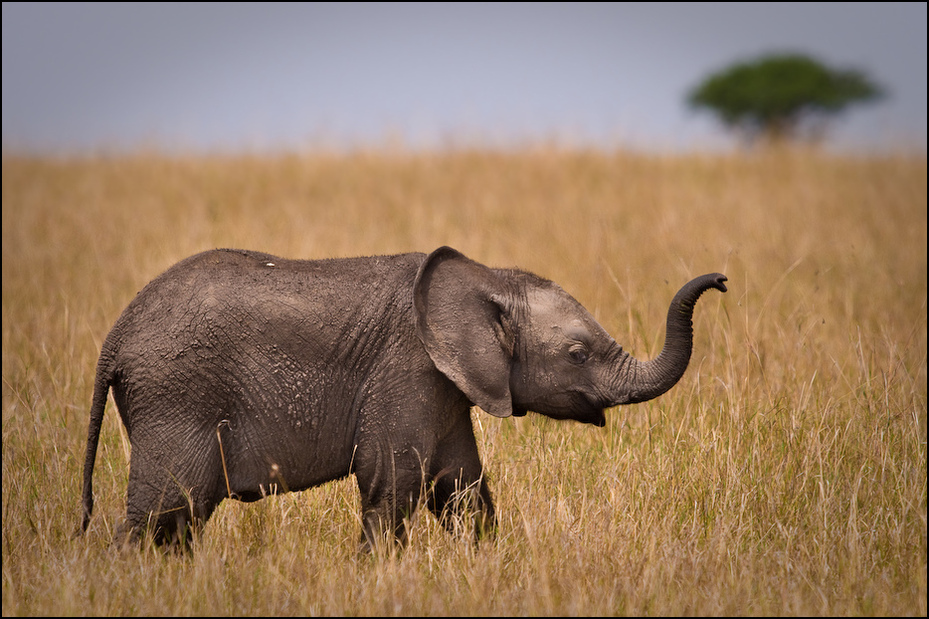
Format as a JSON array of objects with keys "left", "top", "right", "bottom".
[{"left": 80, "top": 246, "right": 726, "bottom": 550}]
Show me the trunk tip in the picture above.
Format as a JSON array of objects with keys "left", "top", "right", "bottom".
[{"left": 709, "top": 273, "right": 728, "bottom": 293}]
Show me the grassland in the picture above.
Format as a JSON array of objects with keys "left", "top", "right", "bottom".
[{"left": 2, "top": 145, "right": 926, "bottom": 615}]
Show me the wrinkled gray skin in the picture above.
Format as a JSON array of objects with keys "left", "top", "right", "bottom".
[{"left": 80, "top": 246, "right": 726, "bottom": 550}]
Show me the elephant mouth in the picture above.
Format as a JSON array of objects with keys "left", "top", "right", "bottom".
[
  {"left": 565, "top": 390, "right": 609, "bottom": 426},
  {"left": 515, "top": 393, "right": 607, "bottom": 427},
  {"left": 577, "top": 406, "right": 607, "bottom": 427}
]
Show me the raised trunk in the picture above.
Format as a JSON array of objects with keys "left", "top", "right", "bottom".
[{"left": 617, "top": 273, "right": 727, "bottom": 404}]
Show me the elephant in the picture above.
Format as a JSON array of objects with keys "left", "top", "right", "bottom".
[{"left": 80, "top": 246, "right": 726, "bottom": 550}]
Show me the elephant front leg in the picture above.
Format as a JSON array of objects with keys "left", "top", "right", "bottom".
[
  {"left": 428, "top": 470, "right": 496, "bottom": 543},
  {"left": 425, "top": 418, "right": 496, "bottom": 543},
  {"left": 354, "top": 456, "right": 425, "bottom": 553}
]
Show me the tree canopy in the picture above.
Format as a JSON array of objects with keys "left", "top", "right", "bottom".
[{"left": 687, "top": 53, "right": 884, "bottom": 144}]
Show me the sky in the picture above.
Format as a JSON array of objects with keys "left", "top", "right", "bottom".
[{"left": 2, "top": 2, "right": 927, "bottom": 153}]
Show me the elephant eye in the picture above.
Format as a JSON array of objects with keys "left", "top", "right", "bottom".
[{"left": 568, "top": 345, "right": 589, "bottom": 365}]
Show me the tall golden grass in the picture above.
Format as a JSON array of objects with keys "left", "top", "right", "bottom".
[{"left": 2, "top": 145, "right": 926, "bottom": 615}]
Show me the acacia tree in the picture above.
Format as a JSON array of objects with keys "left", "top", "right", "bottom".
[{"left": 687, "top": 53, "right": 884, "bottom": 144}]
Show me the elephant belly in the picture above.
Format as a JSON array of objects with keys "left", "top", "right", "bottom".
[{"left": 222, "top": 407, "right": 357, "bottom": 499}]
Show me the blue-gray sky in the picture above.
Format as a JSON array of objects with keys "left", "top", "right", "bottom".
[{"left": 2, "top": 2, "right": 926, "bottom": 153}]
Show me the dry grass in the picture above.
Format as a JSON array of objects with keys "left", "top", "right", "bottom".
[{"left": 2, "top": 145, "right": 926, "bottom": 615}]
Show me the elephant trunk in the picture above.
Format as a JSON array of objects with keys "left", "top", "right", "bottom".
[{"left": 613, "top": 273, "right": 727, "bottom": 405}]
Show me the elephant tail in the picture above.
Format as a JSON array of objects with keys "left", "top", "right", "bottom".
[{"left": 79, "top": 358, "right": 114, "bottom": 536}]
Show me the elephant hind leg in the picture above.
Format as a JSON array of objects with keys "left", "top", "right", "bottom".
[
  {"left": 119, "top": 445, "right": 223, "bottom": 550},
  {"left": 119, "top": 488, "right": 221, "bottom": 551},
  {"left": 117, "top": 484, "right": 199, "bottom": 550},
  {"left": 116, "top": 504, "right": 196, "bottom": 549}
]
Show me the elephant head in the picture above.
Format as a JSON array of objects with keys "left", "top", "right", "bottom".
[{"left": 414, "top": 247, "right": 727, "bottom": 426}]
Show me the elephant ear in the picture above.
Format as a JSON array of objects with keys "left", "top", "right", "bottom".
[{"left": 413, "top": 246, "right": 515, "bottom": 418}]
